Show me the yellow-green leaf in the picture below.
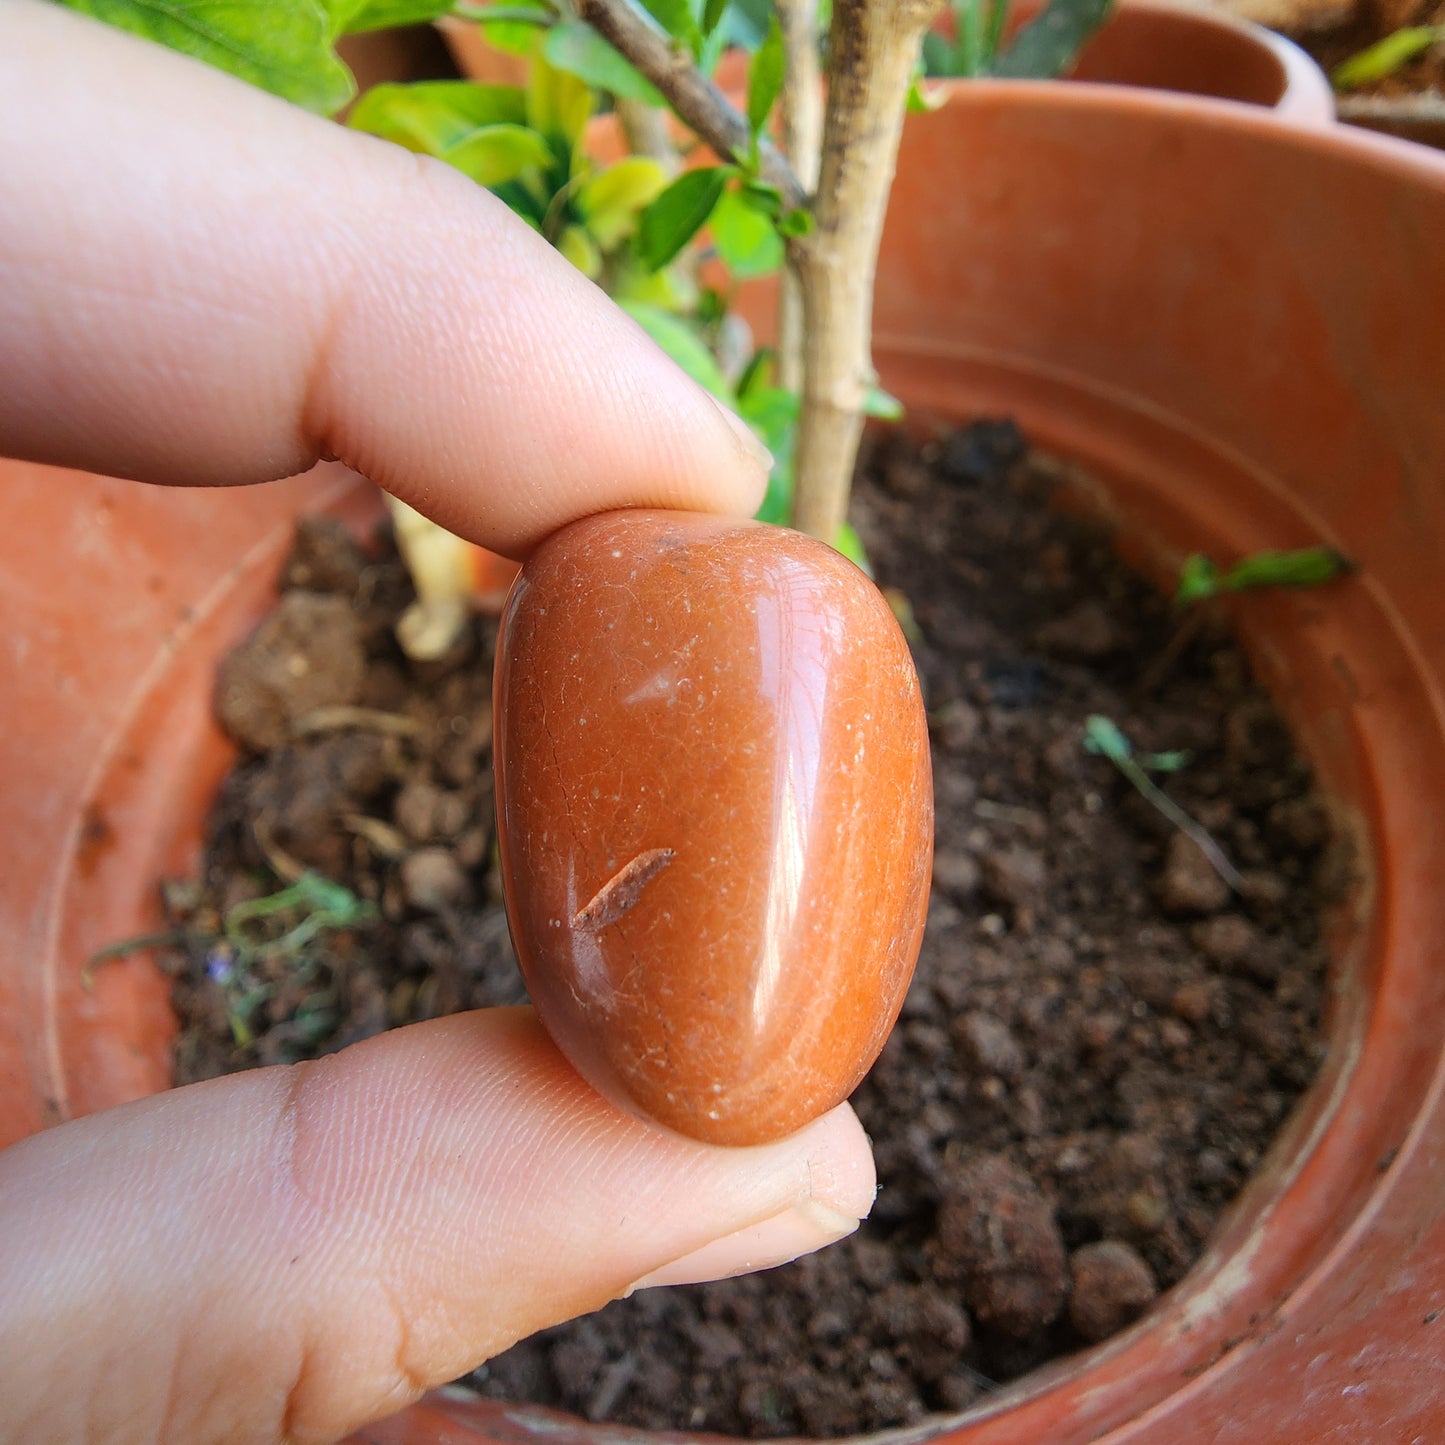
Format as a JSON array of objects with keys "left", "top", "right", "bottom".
[
  {"left": 526, "top": 50, "right": 594, "bottom": 148},
  {"left": 1332, "top": 26, "right": 1443, "bottom": 90},
  {"left": 558, "top": 224, "right": 603, "bottom": 277},
  {"left": 577, "top": 157, "right": 670, "bottom": 249},
  {"left": 444, "top": 123, "right": 554, "bottom": 185},
  {"left": 347, "top": 80, "right": 526, "bottom": 154}
]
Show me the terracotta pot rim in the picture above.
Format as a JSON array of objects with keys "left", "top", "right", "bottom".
[
  {"left": 930, "top": 74, "right": 1444, "bottom": 174},
  {"left": 1005, "top": 0, "right": 1338, "bottom": 125}
]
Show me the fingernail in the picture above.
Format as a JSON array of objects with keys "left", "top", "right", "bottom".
[
  {"left": 712, "top": 397, "right": 775, "bottom": 475},
  {"left": 624, "top": 1200, "right": 859, "bottom": 1294}
]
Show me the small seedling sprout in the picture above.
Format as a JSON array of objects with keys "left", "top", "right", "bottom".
[
  {"left": 1332, "top": 25, "right": 1444, "bottom": 91},
  {"left": 1083, "top": 715, "right": 1242, "bottom": 890},
  {"left": 1175, "top": 546, "right": 1354, "bottom": 608}
]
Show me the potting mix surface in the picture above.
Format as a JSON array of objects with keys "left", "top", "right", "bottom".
[{"left": 159, "top": 422, "right": 1344, "bottom": 1436}]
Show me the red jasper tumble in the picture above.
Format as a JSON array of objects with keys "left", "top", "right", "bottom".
[{"left": 493, "top": 510, "right": 933, "bottom": 1145}]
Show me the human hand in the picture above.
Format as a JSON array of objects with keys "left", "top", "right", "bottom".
[{"left": 0, "top": 7, "right": 874, "bottom": 1443}]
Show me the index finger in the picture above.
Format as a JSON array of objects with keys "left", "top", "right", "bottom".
[{"left": 0, "top": 2, "right": 770, "bottom": 556}]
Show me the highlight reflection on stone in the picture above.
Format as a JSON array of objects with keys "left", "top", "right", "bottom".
[{"left": 494, "top": 510, "right": 933, "bottom": 1145}]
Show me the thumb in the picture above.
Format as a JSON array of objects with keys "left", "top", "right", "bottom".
[{"left": 0, "top": 1009, "right": 874, "bottom": 1445}]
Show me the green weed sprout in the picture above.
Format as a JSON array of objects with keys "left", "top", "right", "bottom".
[
  {"left": 1175, "top": 547, "right": 1354, "bottom": 608},
  {"left": 1083, "top": 715, "right": 1242, "bottom": 890},
  {"left": 1332, "top": 26, "right": 1444, "bottom": 91},
  {"left": 85, "top": 873, "right": 377, "bottom": 1049}
]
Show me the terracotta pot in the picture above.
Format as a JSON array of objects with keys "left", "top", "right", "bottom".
[
  {"left": 3, "top": 88, "right": 1444, "bottom": 1445},
  {"left": 996, "top": 0, "right": 1334, "bottom": 123},
  {"left": 436, "top": 15, "right": 533, "bottom": 89}
]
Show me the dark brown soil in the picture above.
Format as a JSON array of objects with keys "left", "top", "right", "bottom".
[{"left": 157, "top": 422, "right": 1345, "bottom": 1437}]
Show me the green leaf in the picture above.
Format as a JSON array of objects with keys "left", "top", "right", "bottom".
[
  {"left": 444, "top": 122, "right": 554, "bottom": 184},
  {"left": 347, "top": 80, "right": 526, "bottom": 154},
  {"left": 1332, "top": 26, "right": 1443, "bottom": 90},
  {"left": 1174, "top": 553, "right": 1221, "bottom": 606},
  {"left": 1219, "top": 547, "right": 1355, "bottom": 593},
  {"left": 577, "top": 156, "right": 670, "bottom": 248},
  {"left": 60, "top": 0, "right": 355, "bottom": 113},
  {"left": 747, "top": 16, "right": 786, "bottom": 141},
  {"left": 620, "top": 302, "right": 736, "bottom": 402},
  {"left": 557, "top": 223, "right": 603, "bottom": 277},
  {"left": 907, "top": 79, "right": 941, "bottom": 111},
  {"left": 833, "top": 522, "right": 872, "bottom": 573},
  {"left": 695, "top": 287, "right": 726, "bottom": 324},
  {"left": 1137, "top": 748, "right": 1192, "bottom": 773},
  {"left": 738, "top": 383, "right": 799, "bottom": 525},
  {"left": 754, "top": 466, "right": 793, "bottom": 525},
  {"left": 735, "top": 347, "right": 774, "bottom": 402},
  {"left": 738, "top": 178, "right": 783, "bottom": 218},
  {"left": 777, "top": 206, "right": 814, "bottom": 238},
  {"left": 639, "top": 0, "right": 702, "bottom": 54},
  {"left": 1176, "top": 547, "right": 1354, "bottom": 604},
  {"left": 543, "top": 21, "right": 665, "bottom": 103},
  {"left": 702, "top": 0, "right": 730, "bottom": 38},
  {"left": 611, "top": 260, "right": 698, "bottom": 310},
  {"left": 710, "top": 188, "right": 785, "bottom": 279},
  {"left": 473, "top": 3, "right": 552, "bottom": 56},
  {"left": 1082, "top": 714, "right": 1131, "bottom": 762},
  {"left": 490, "top": 178, "right": 547, "bottom": 227},
  {"left": 637, "top": 166, "right": 730, "bottom": 271},
  {"left": 334, "top": 0, "right": 454, "bottom": 34},
  {"left": 990, "top": 0, "right": 1113, "bottom": 79}
]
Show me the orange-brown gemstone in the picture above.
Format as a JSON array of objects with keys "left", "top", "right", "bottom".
[{"left": 493, "top": 510, "right": 933, "bottom": 1145}]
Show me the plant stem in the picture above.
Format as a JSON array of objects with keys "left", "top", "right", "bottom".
[
  {"left": 81, "top": 929, "right": 191, "bottom": 989},
  {"left": 616, "top": 97, "right": 682, "bottom": 174},
  {"left": 575, "top": 0, "right": 805, "bottom": 208},
  {"left": 1116, "top": 756, "right": 1244, "bottom": 891},
  {"left": 776, "top": 0, "right": 823, "bottom": 392},
  {"left": 790, "top": 0, "right": 942, "bottom": 541}
]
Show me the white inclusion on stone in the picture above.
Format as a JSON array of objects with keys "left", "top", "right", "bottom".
[{"left": 622, "top": 668, "right": 682, "bottom": 705}]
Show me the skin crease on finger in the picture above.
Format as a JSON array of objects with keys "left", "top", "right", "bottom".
[
  {"left": 0, "top": 0, "right": 768, "bottom": 557},
  {"left": 0, "top": 1012, "right": 875, "bottom": 1444}
]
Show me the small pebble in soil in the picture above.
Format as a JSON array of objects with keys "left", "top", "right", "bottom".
[
  {"left": 1157, "top": 832, "right": 1233, "bottom": 915},
  {"left": 215, "top": 591, "right": 366, "bottom": 752},
  {"left": 1068, "top": 1240, "right": 1159, "bottom": 1342},
  {"left": 932, "top": 1154, "right": 1068, "bottom": 1339},
  {"left": 158, "top": 421, "right": 1343, "bottom": 1438}
]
